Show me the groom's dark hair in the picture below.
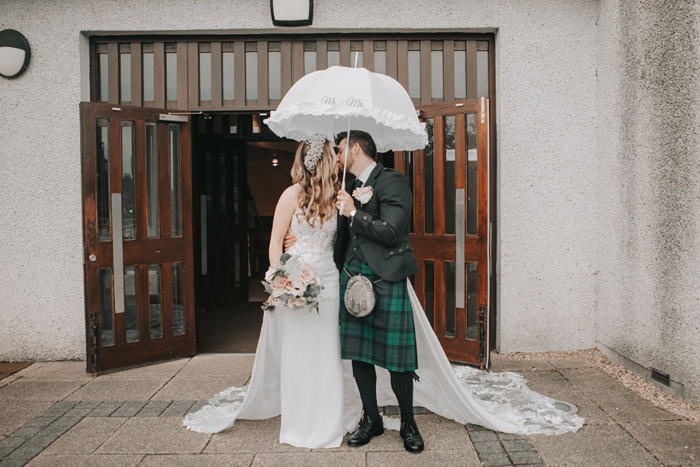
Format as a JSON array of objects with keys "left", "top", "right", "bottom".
[{"left": 335, "top": 130, "right": 377, "bottom": 160}]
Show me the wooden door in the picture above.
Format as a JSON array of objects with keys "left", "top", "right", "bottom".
[
  {"left": 397, "top": 98, "right": 490, "bottom": 367},
  {"left": 194, "top": 137, "right": 249, "bottom": 309},
  {"left": 81, "top": 102, "right": 195, "bottom": 372}
]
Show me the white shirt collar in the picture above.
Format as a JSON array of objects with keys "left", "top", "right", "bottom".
[{"left": 357, "top": 162, "right": 377, "bottom": 185}]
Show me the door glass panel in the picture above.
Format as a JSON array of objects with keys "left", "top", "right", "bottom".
[
  {"left": 223, "top": 52, "right": 235, "bottom": 100},
  {"left": 408, "top": 50, "right": 420, "bottom": 99},
  {"left": 477, "top": 50, "right": 489, "bottom": 97},
  {"left": 125, "top": 266, "right": 139, "bottom": 343},
  {"left": 143, "top": 51, "right": 155, "bottom": 101},
  {"left": 454, "top": 49, "right": 466, "bottom": 99},
  {"left": 444, "top": 115, "right": 456, "bottom": 234},
  {"left": 374, "top": 50, "right": 386, "bottom": 75},
  {"left": 172, "top": 263, "right": 185, "bottom": 336},
  {"left": 467, "top": 262, "right": 478, "bottom": 340},
  {"left": 304, "top": 51, "right": 316, "bottom": 75},
  {"left": 99, "top": 268, "right": 115, "bottom": 347},
  {"left": 351, "top": 51, "right": 363, "bottom": 68},
  {"left": 467, "top": 113, "right": 478, "bottom": 235},
  {"left": 121, "top": 122, "right": 136, "bottom": 240},
  {"left": 268, "top": 50, "right": 281, "bottom": 100},
  {"left": 328, "top": 51, "right": 340, "bottom": 67},
  {"left": 149, "top": 264, "right": 162, "bottom": 339},
  {"left": 97, "top": 53, "right": 109, "bottom": 102},
  {"left": 431, "top": 50, "right": 443, "bottom": 99},
  {"left": 166, "top": 51, "right": 177, "bottom": 101},
  {"left": 246, "top": 49, "right": 258, "bottom": 100},
  {"left": 146, "top": 123, "right": 159, "bottom": 238},
  {"left": 169, "top": 125, "right": 182, "bottom": 237},
  {"left": 424, "top": 118, "right": 434, "bottom": 234},
  {"left": 199, "top": 51, "right": 212, "bottom": 101},
  {"left": 444, "top": 261, "right": 456, "bottom": 337},
  {"left": 96, "top": 121, "right": 111, "bottom": 241},
  {"left": 120, "top": 52, "right": 131, "bottom": 102},
  {"left": 424, "top": 261, "right": 434, "bottom": 328}
]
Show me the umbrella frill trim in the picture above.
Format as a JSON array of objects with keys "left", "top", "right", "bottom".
[{"left": 264, "top": 103, "right": 429, "bottom": 151}]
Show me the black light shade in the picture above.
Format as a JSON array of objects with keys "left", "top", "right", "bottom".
[
  {"left": 0, "top": 29, "right": 31, "bottom": 79},
  {"left": 270, "top": 0, "right": 313, "bottom": 27}
]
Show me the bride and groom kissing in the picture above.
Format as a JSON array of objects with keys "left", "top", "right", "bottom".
[{"left": 182, "top": 130, "right": 585, "bottom": 448}]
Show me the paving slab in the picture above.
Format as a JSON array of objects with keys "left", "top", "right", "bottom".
[
  {"left": 0, "top": 401, "right": 54, "bottom": 435},
  {"left": 178, "top": 354, "right": 255, "bottom": 380},
  {"left": 0, "top": 374, "right": 22, "bottom": 388},
  {"left": 0, "top": 381, "right": 83, "bottom": 401},
  {"left": 65, "top": 378, "right": 165, "bottom": 401},
  {"left": 161, "top": 400, "right": 196, "bottom": 417},
  {"left": 11, "top": 362, "right": 94, "bottom": 383},
  {"left": 96, "top": 417, "right": 210, "bottom": 454},
  {"left": 152, "top": 377, "right": 241, "bottom": 401},
  {"left": 253, "top": 451, "right": 365, "bottom": 466},
  {"left": 97, "top": 358, "right": 190, "bottom": 382},
  {"left": 513, "top": 370, "right": 576, "bottom": 394},
  {"left": 527, "top": 388, "right": 614, "bottom": 425},
  {"left": 547, "top": 358, "right": 596, "bottom": 369},
  {"left": 621, "top": 420, "right": 700, "bottom": 466},
  {"left": 488, "top": 356, "right": 555, "bottom": 372},
  {"left": 529, "top": 423, "right": 662, "bottom": 467},
  {"left": 559, "top": 368, "right": 628, "bottom": 394},
  {"left": 594, "top": 391, "right": 680, "bottom": 422},
  {"left": 139, "top": 454, "right": 255, "bottom": 466},
  {"left": 204, "top": 417, "right": 310, "bottom": 454},
  {"left": 25, "top": 453, "right": 144, "bottom": 466},
  {"left": 43, "top": 417, "right": 127, "bottom": 455},
  {"left": 368, "top": 450, "right": 482, "bottom": 466},
  {"left": 402, "top": 414, "right": 472, "bottom": 451}
]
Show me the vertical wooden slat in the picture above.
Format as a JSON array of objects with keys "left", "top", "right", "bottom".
[
  {"left": 110, "top": 116, "right": 124, "bottom": 346},
  {"left": 467, "top": 41, "right": 478, "bottom": 99},
  {"left": 108, "top": 43, "right": 119, "bottom": 105},
  {"left": 180, "top": 118, "right": 195, "bottom": 341},
  {"left": 413, "top": 148, "right": 425, "bottom": 235},
  {"left": 394, "top": 151, "right": 406, "bottom": 175},
  {"left": 138, "top": 264, "right": 150, "bottom": 342},
  {"left": 211, "top": 42, "right": 223, "bottom": 108},
  {"left": 434, "top": 116, "right": 445, "bottom": 235},
  {"left": 187, "top": 43, "right": 199, "bottom": 109},
  {"left": 162, "top": 262, "right": 173, "bottom": 339},
  {"left": 291, "top": 41, "right": 304, "bottom": 83},
  {"left": 363, "top": 40, "right": 373, "bottom": 71},
  {"left": 154, "top": 43, "right": 165, "bottom": 108},
  {"left": 420, "top": 40, "right": 431, "bottom": 105},
  {"left": 176, "top": 42, "right": 188, "bottom": 110},
  {"left": 317, "top": 40, "right": 327, "bottom": 70},
  {"left": 257, "top": 40, "right": 269, "bottom": 107},
  {"left": 455, "top": 110, "right": 468, "bottom": 339},
  {"left": 281, "top": 40, "right": 292, "bottom": 96},
  {"left": 339, "top": 40, "right": 350, "bottom": 66},
  {"left": 397, "top": 40, "right": 408, "bottom": 92},
  {"left": 415, "top": 260, "right": 426, "bottom": 309},
  {"left": 135, "top": 120, "right": 147, "bottom": 241},
  {"left": 130, "top": 43, "right": 142, "bottom": 107},
  {"left": 234, "top": 42, "right": 245, "bottom": 108},
  {"left": 444, "top": 40, "right": 455, "bottom": 103},
  {"left": 435, "top": 259, "right": 445, "bottom": 337},
  {"left": 387, "top": 40, "right": 398, "bottom": 80}
]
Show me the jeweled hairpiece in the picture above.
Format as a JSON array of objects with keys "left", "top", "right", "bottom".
[{"left": 303, "top": 133, "right": 326, "bottom": 172}]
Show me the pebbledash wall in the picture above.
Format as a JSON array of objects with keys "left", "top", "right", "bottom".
[{"left": 0, "top": 1, "right": 698, "bottom": 402}]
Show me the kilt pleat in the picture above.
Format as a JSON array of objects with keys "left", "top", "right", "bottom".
[{"left": 339, "top": 257, "right": 418, "bottom": 372}]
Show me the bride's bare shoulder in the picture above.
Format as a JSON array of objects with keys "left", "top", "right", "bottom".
[{"left": 276, "top": 184, "right": 301, "bottom": 210}]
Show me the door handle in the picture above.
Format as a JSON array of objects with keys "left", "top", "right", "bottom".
[
  {"left": 89, "top": 254, "right": 97, "bottom": 262},
  {"left": 456, "top": 188, "right": 465, "bottom": 308}
]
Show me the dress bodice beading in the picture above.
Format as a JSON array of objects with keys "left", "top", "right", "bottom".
[{"left": 286, "top": 207, "right": 339, "bottom": 300}]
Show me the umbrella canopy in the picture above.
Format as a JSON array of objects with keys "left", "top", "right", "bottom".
[{"left": 264, "top": 66, "right": 427, "bottom": 153}]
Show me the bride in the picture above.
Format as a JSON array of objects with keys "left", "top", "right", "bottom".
[{"left": 183, "top": 133, "right": 584, "bottom": 449}]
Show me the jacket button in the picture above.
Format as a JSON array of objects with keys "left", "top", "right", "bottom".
[
  {"left": 353, "top": 235, "right": 357, "bottom": 240},
  {"left": 382, "top": 221, "right": 387, "bottom": 225},
  {"left": 363, "top": 216, "right": 368, "bottom": 220},
  {"left": 399, "top": 248, "right": 403, "bottom": 252},
  {"left": 354, "top": 247, "right": 358, "bottom": 251},
  {"left": 390, "top": 251, "right": 394, "bottom": 255}
]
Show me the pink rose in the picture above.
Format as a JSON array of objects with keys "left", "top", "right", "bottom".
[
  {"left": 293, "top": 297, "right": 306, "bottom": 307},
  {"left": 272, "top": 276, "right": 293, "bottom": 296},
  {"left": 298, "top": 266, "right": 316, "bottom": 286}
]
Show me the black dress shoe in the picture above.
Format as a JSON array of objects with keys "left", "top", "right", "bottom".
[
  {"left": 348, "top": 414, "right": 384, "bottom": 446},
  {"left": 400, "top": 419, "right": 425, "bottom": 453}
]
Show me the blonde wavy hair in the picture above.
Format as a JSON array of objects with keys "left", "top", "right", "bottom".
[{"left": 291, "top": 139, "right": 340, "bottom": 226}]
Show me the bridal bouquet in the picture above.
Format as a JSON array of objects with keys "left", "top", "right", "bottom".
[{"left": 261, "top": 253, "right": 323, "bottom": 313}]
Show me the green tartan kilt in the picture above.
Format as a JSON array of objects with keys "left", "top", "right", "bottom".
[{"left": 339, "top": 257, "right": 418, "bottom": 372}]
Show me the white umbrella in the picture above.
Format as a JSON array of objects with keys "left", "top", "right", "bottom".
[{"left": 263, "top": 66, "right": 428, "bottom": 153}]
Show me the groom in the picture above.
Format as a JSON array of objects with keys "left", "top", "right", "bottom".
[{"left": 334, "top": 130, "right": 424, "bottom": 453}]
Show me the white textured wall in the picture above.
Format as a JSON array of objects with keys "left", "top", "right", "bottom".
[
  {"left": 596, "top": 0, "right": 700, "bottom": 403},
  {"left": 0, "top": 0, "right": 600, "bottom": 360}
]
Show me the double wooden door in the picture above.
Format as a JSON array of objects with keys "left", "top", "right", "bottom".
[
  {"left": 396, "top": 97, "right": 491, "bottom": 367},
  {"left": 81, "top": 103, "right": 195, "bottom": 372}
]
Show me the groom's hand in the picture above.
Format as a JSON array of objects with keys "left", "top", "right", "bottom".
[
  {"left": 336, "top": 190, "right": 355, "bottom": 217},
  {"left": 283, "top": 233, "right": 297, "bottom": 251}
]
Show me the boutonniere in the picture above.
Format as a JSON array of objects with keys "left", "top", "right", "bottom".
[{"left": 352, "top": 186, "right": 373, "bottom": 205}]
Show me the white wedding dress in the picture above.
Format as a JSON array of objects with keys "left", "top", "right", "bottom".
[{"left": 183, "top": 208, "right": 584, "bottom": 447}]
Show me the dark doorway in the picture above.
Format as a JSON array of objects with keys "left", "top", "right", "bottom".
[{"left": 192, "top": 113, "right": 297, "bottom": 353}]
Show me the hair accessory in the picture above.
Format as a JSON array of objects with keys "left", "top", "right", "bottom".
[{"left": 303, "top": 133, "right": 326, "bottom": 172}]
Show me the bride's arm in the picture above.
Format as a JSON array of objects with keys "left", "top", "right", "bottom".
[{"left": 269, "top": 185, "right": 299, "bottom": 265}]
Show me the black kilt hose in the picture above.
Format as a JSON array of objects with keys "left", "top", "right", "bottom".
[{"left": 339, "top": 257, "right": 417, "bottom": 372}]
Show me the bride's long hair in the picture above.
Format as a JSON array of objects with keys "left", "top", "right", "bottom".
[{"left": 291, "top": 138, "right": 340, "bottom": 226}]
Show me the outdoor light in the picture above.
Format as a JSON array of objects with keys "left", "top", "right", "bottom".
[
  {"left": 0, "top": 29, "right": 31, "bottom": 79},
  {"left": 270, "top": 0, "right": 313, "bottom": 27},
  {"left": 272, "top": 157, "right": 279, "bottom": 167}
]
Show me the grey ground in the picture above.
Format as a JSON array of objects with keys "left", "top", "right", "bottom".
[{"left": 0, "top": 354, "right": 697, "bottom": 466}]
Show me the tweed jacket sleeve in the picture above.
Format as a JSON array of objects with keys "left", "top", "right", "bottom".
[{"left": 349, "top": 170, "right": 412, "bottom": 247}]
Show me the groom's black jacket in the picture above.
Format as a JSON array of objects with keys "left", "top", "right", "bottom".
[{"left": 334, "top": 162, "right": 419, "bottom": 283}]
